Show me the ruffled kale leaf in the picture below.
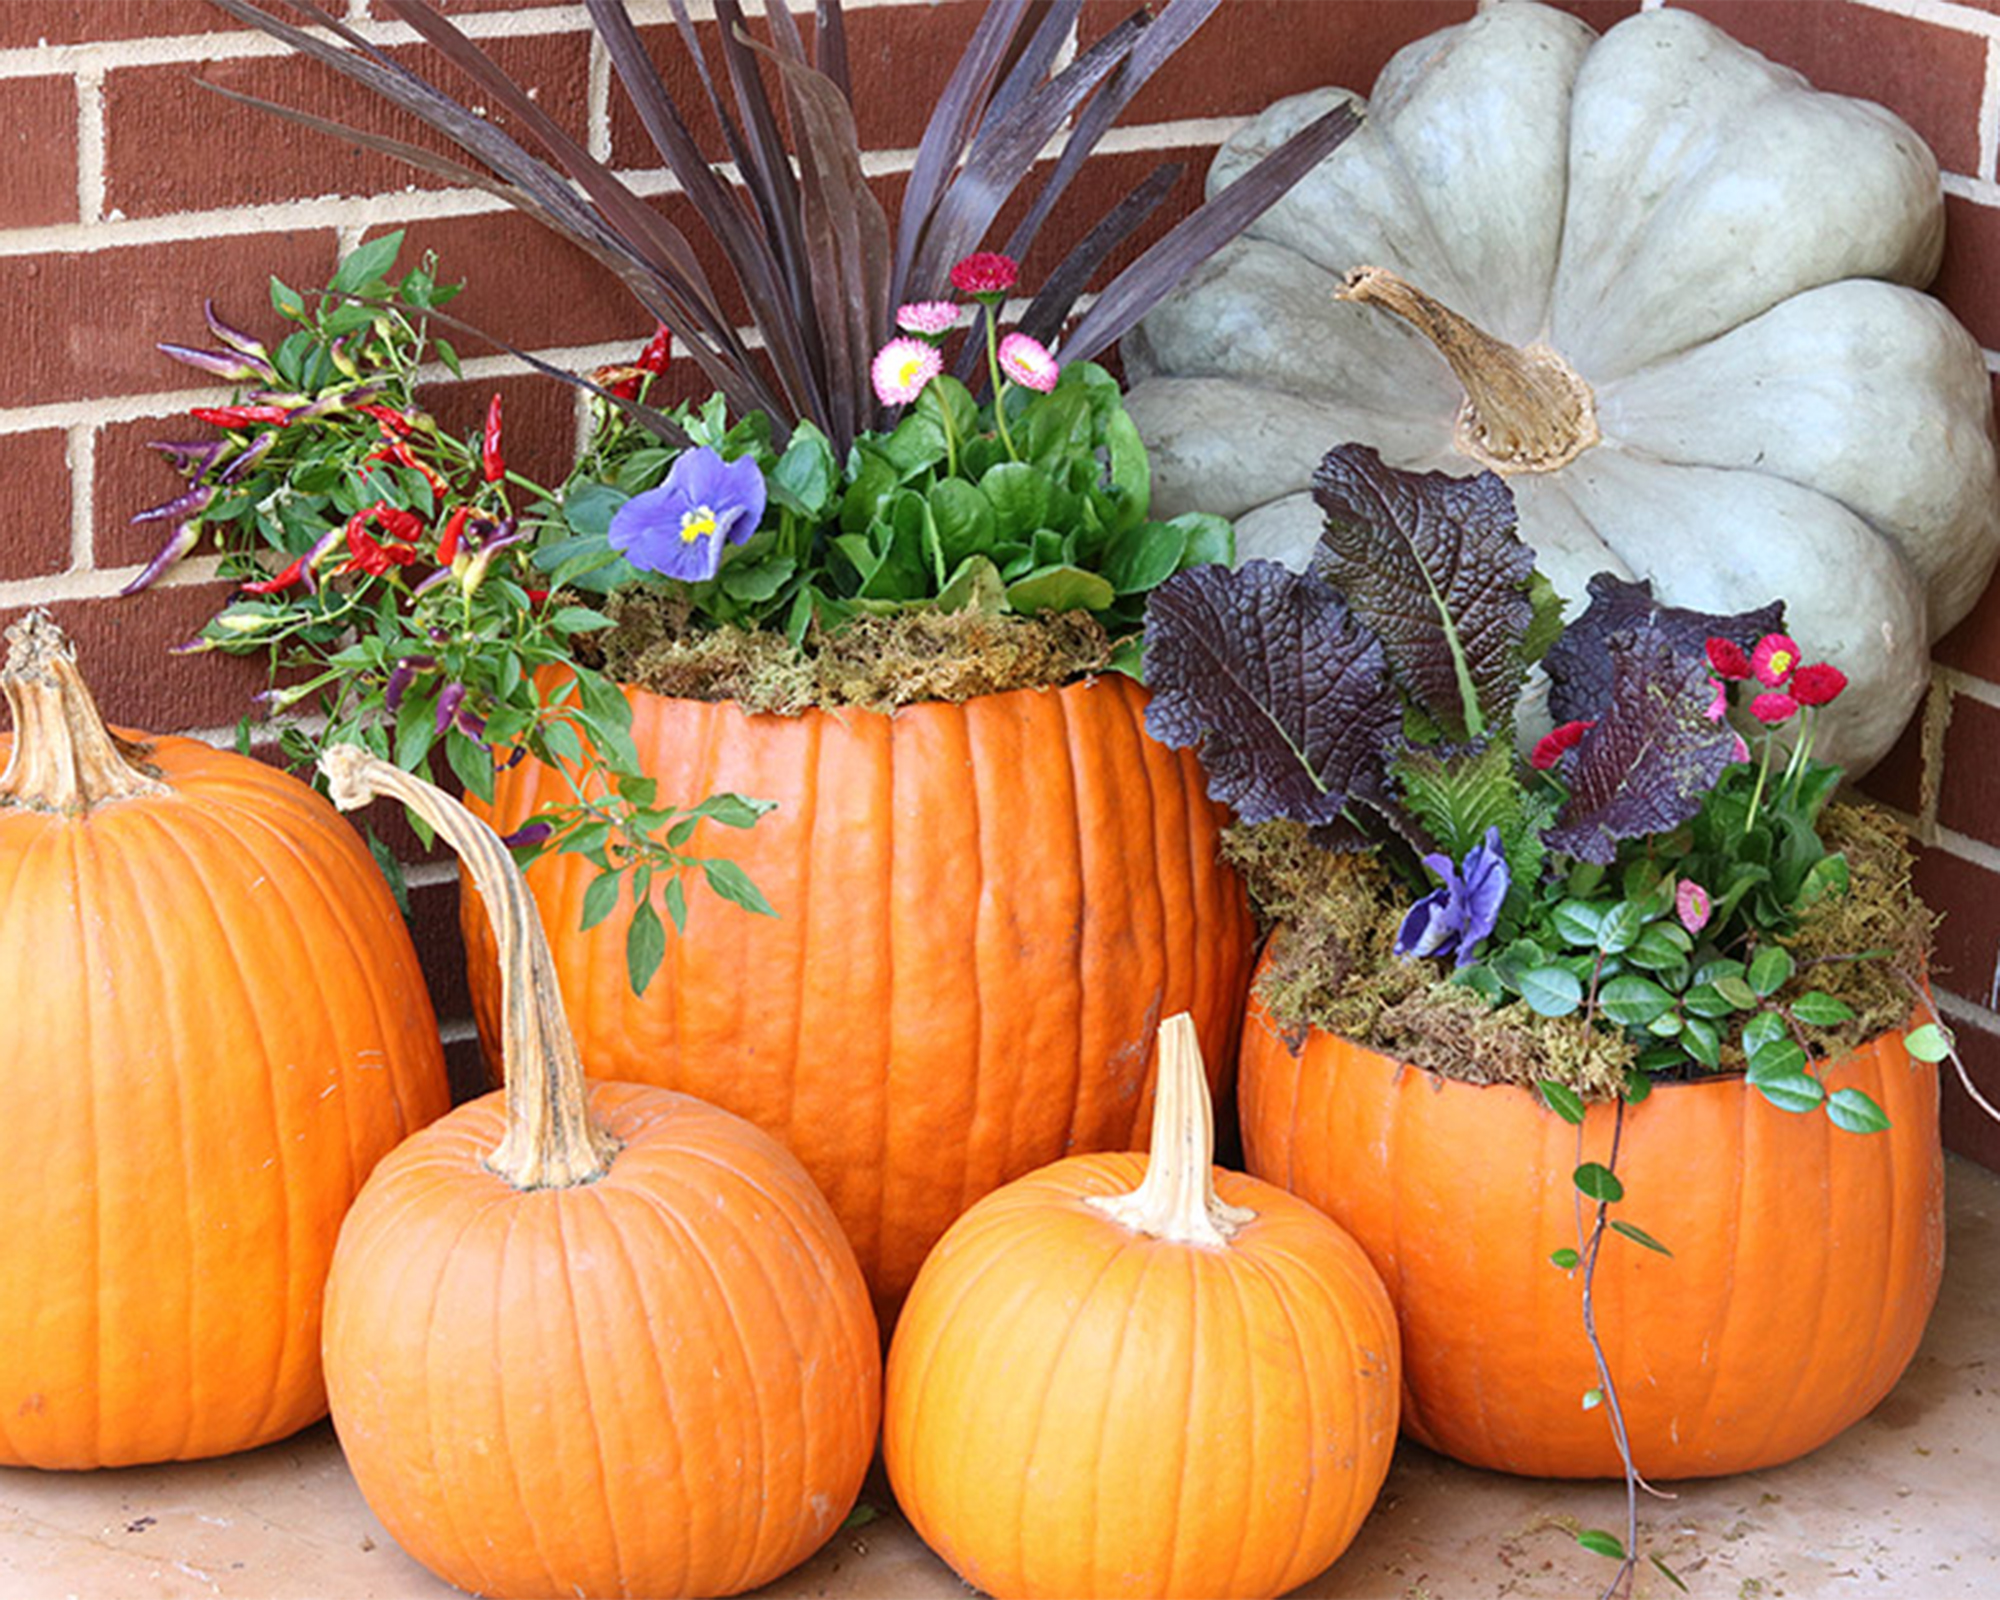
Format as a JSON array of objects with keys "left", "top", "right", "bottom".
[
  {"left": 1545, "top": 628, "right": 1741, "bottom": 863},
  {"left": 1143, "top": 560, "right": 1400, "bottom": 827},
  {"left": 1310, "top": 444, "right": 1533, "bottom": 742},
  {"left": 1544, "top": 573, "right": 1784, "bottom": 724}
]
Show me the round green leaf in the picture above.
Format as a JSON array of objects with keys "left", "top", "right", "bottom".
[
  {"left": 1790, "top": 990, "right": 1856, "bottom": 1027},
  {"left": 1747, "top": 944, "right": 1796, "bottom": 998},
  {"left": 1549, "top": 1247, "right": 1580, "bottom": 1270},
  {"left": 1537, "top": 1079, "right": 1587, "bottom": 1125},
  {"left": 1520, "top": 966, "right": 1583, "bottom": 1018},
  {"left": 1004, "top": 565, "right": 1116, "bottom": 615},
  {"left": 1754, "top": 1070, "right": 1825, "bottom": 1114},
  {"left": 1576, "top": 1530, "right": 1626, "bottom": 1560},
  {"left": 1550, "top": 899, "right": 1604, "bottom": 947},
  {"left": 1573, "top": 1162, "right": 1624, "bottom": 1203},
  {"left": 1598, "top": 974, "right": 1675, "bottom": 1027},
  {"left": 1904, "top": 1023, "right": 1952, "bottom": 1063},
  {"left": 980, "top": 461, "right": 1052, "bottom": 538},
  {"left": 1826, "top": 1087, "right": 1893, "bottom": 1134}
]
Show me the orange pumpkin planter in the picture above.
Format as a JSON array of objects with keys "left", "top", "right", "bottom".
[
  {"left": 1238, "top": 953, "right": 1944, "bottom": 1481},
  {"left": 885, "top": 1014, "right": 1399, "bottom": 1600},
  {"left": 0, "top": 614, "right": 448, "bottom": 1469},
  {"left": 322, "top": 748, "right": 880, "bottom": 1600},
  {"left": 464, "top": 673, "right": 1255, "bottom": 1317}
]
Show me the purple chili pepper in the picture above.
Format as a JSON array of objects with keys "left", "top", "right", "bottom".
[
  {"left": 219, "top": 431, "right": 278, "bottom": 485},
  {"left": 434, "top": 682, "right": 468, "bottom": 736},
  {"left": 156, "top": 342, "right": 274, "bottom": 384},
  {"left": 130, "top": 482, "right": 214, "bottom": 526},
  {"left": 121, "top": 519, "right": 202, "bottom": 595},
  {"left": 204, "top": 300, "right": 270, "bottom": 360},
  {"left": 501, "top": 820, "right": 553, "bottom": 849},
  {"left": 147, "top": 439, "right": 225, "bottom": 476},
  {"left": 384, "top": 655, "right": 437, "bottom": 714}
]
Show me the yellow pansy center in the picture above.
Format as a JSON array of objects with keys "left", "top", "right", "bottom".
[{"left": 679, "top": 505, "right": 719, "bottom": 544}]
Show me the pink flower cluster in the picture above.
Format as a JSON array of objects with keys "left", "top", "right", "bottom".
[
  {"left": 1705, "top": 633, "right": 1847, "bottom": 728},
  {"left": 869, "top": 251, "right": 1060, "bottom": 409}
]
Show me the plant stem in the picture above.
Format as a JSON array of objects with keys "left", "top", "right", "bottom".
[
  {"left": 982, "top": 305, "right": 1020, "bottom": 463},
  {"left": 1744, "top": 729, "right": 1777, "bottom": 836},
  {"left": 1894, "top": 966, "right": 2000, "bottom": 1125}
]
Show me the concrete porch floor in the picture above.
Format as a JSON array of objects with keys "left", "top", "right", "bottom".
[{"left": 2, "top": 1158, "right": 1993, "bottom": 1600}]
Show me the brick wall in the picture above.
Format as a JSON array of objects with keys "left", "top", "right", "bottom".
[{"left": 3, "top": 0, "right": 1998, "bottom": 1158}]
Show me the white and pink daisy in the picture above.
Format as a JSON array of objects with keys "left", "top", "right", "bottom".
[
  {"left": 895, "top": 300, "right": 962, "bottom": 337},
  {"left": 998, "top": 331, "right": 1059, "bottom": 393},
  {"left": 871, "top": 336, "right": 944, "bottom": 406}
]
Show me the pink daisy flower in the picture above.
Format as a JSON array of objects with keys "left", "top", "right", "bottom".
[
  {"left": 998, "top": 331, "right": 1059, "bottom": 393},
  {"left": 1790, "top": 661, "right": 1848, "bottom": 707},
  {"left": 949, "top": 251, "right": 1019, "bottom": 296},
  {"left": 871, "top": 336, "right": 943, "bottom": 406},
  {"left": 1676, "top": 879, "right": 1713, "bottom": 935},
  {"left": 896, "top": 300, "right": 962, "bottom": 336},
  {"left": 1751, "top": 632, "right": 1801, "bottom": 688},
  {"left": 1705, "top": 676, "right": 1727, "bottom": 722},
  {"left": 1750, "top": 691, "right": 1799, "bottom": 726}
]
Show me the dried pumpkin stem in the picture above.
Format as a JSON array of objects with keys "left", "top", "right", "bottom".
[
  {"left": 320, "top": 744, "right": 619, "bottom": 1190},
  {"left": 0, "top": 610, "right": 167, "bottom": 814},
  {"left": 1339, "top": 265, "right": 1600, "bottom": 475},
  {"left": 1087, "top": 1013, "right": 1255, "bottom": 1246}
]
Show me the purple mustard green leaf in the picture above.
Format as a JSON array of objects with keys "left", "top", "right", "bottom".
[
  {"left": 1546, "top": 628, "right": 1741, "bottom": 864},
  {"left": 1310, "top": 443, "right": 1532, "bottom": 743},
  {"left": 1143, "top": 559, "right": 1400, "bottom": 828},
  {"left": 1543, "top": 573, "right": 1785, "bottom": 725}
]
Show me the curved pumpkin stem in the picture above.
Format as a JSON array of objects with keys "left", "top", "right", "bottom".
[
  {"left": 1088, "top": 1013, "right": 1255, "bottom": 1246},
  {"left": 0, "top": 610, "right": 167, "bottom": 814},
  {"left": 1339, "top": 265, "right": 1600, "bottom": 476},
  {"left": 320, "top": 745, "right": 619, "bottom": 1190}
]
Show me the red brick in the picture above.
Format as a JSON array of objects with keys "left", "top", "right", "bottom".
[
  {"left": 1931, "top": 193, "right": 2000, "bottom": 353},
  {"left": 1938, "top": 1012, "right": 2000, "bottom": 1170},
  {"left": 97, "top": 414, "right": 213, "bottom": 571},
  {"left": 1936, "top": 693, "right": 2000, "bottom": 849},
  {"left": 0, "top": 0, "right": 214, "bottom": 47},
  {"left": 1856, "top": 695, "right": 1926, "bottom": 818},
  {"left": 104, "top": 31, "right": 592, "bottom": 221},
  {"left": 843, "top": 2, "right": 986, "bottom": 152},
  {"left": 0, "top": 77, "right": 77, "bottom": 229},
  {"left": 0, "top": 432, "right": 74, "bottom": 583},
  {"left": 424, "top": 371, "right": 581, "bottom": 497},
  {"left": 1913, "top": 843, "right": 2000, "bottom": 1008},
  {"left": 5, "top": 229, "right": 335, "bottom": 408},
  {"left": 1675, "top": 1, "right": 1985, "bottom": 177},
  {"left": 0, "top": 585, "right": 269, "bottom": 738},
  {"left": 1934, "top": 571, "right": 2000, "bottom": 682},
  {"left": 1081, "top": 0, "right": 1476, "bottom": 127}
]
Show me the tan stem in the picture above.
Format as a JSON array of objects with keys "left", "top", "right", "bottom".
[
  {"left": 320, "top": 744, "right": 619, "bottom": 1190},
  {"left": 1086, "top": 1013, "right": 1254, "bottom": 1246},
  {"left": 1339, "top": 265, "right": 1599, "bottom": 475},
  {"left": 0, "top": 610, "right": 167, "bottom": 814}
]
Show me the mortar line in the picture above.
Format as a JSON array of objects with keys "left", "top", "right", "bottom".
[{"left": 66, "top": 424, "right": 96, "bottom": 572}]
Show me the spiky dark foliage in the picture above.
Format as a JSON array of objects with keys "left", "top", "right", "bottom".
[{"left": 201, "top": 0, "right": 1360, "bottom": 455}]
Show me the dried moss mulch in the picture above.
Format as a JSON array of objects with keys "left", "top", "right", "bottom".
[
  {"left": 1226, "top": 801, "right": 1934, "bottom": 1099},
  {"left": 584, "top": 591, "right": 1115, "bottom": 715}
]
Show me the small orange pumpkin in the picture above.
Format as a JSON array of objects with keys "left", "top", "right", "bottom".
[
  {"left": 464, "top": 672, "right": 1256, "bottom": 1318},
  {"left": 1238, "top": 950, "right": 1944, "bottom": 1479},
  {"left": 0, "top": 614, "right": 448, "bottom": 1469},
  {"left": 321, "top": 747, "right": 880, "bottom": 1600},
  {"left": 884, "top": 1013, "right": 1399, "bottom": 1600}
]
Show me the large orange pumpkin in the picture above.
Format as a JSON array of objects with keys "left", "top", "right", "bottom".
[
  {"left": 884, "top": 1013, "right": 1399, "bottom": 1600},
  {"left": 1238, "top": 951, "right": 1944, "bottom": 1480},
  {"left": 321, "top": 748, "right": 880, "bottom": 1600},
  {"left": 464, "top": 673, "right": 1255, "bottom": 1316},
  {"left": 0, "top": 613, "right": 448, "bottom": 1469}
]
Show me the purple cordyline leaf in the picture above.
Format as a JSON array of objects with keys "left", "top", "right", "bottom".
[
  {"left": 122, "top": 520, "right": 202, "bottom": 596},
  {"left": 157, "top": 341, "right": 274, "bottom": 383},
  {"left": 1310, "top": 443, "right": 1531, "bottom": 741},
  {"left": 130, "top": 483, "right": 214, "bottom": 526},
  {"left": 1545, "top": 628, "right": 1741, "bottom": 864},
  {"left": 1544, "top": 573, "right": 1785, "bottom": 726},
  {"left": 1143, "top": 559, "right": 1400, "bottom": 828}
]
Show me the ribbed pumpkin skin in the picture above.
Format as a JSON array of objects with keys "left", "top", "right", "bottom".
[
  {"left": 883, "top": 1152, "right": 1400, "bottom": 1600},
  {"left": 0, "top": 733, "right": 448, "bottom": 1469},
  {"left": 323, "top": 1078, "right": 882, "bottom": 1600},
  {"left": 464, "top": 674, "right": 1255, "bottom": 1314},
  {"left": 1238, "top": 971, "right": 1945, "bottom": 1480}
]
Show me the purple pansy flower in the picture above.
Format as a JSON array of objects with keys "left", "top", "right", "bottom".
[
  {"left": 1395, "top": 825, "right": 1510, "bottom": 969},
  {"left": 608, "top": 446, "right": 767, "bottom": 583}
]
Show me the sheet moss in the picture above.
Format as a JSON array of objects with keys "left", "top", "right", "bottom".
[
  {"left": 1226, "top": 801, "right": 1933, "bottom": 1098},
  {"left": 585, "top": 592, "right": 1114, "bottom": 714}
]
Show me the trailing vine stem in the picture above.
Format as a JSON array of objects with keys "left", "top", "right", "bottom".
[
  {"left": 1890, "top": 964, "right": 2000, "bottom": 1125},
  {"left": 1578, "top": 1100, "right": 1642, "bottom": 1600}
]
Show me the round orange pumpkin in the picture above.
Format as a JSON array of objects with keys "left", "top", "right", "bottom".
[
  {"left": 884, "top": 1013, "right": 1399, "bottom": 1600},
  {"left": 0, "top": 614, "right": 448, "bottom": 1470},
  {"left": 1238, "top": 953, "right": 1944, "bottom": 1479},
  {"left": 321, "top": 747, "right": 880, "bottom": 1600},
  {"left": 464, "top": 673, "right": 1256, "bottom": 1317}
]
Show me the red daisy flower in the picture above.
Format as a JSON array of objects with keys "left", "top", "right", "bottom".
[
  {"left": 1705, "top": 637, "right": 1751, "bottom": 680},
  {"left": 949, "top": 251, "right": 1020, "bottom": 296},
  {"left": 1749, "top": 691, "right": 1799, "bottom": 725},
  {"left": 1530, "top": 719, "right": 1594, "bottom": 770},
  {"left": 1751, "top": 633, "right": 1801, "bottom": 688},
  {"left": 1790, "top": 661, "right": 1848, "bottom": 707}
]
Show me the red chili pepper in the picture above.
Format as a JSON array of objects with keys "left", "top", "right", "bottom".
[
  {"left": 436, "top": 505, "right": 470, "bottom": 566},
  {"left": 524, "top": 588, "right": 550, "bottom": 604},
  {"left": 482, "top": 394, "right": 504, "bottom": 484},
  {"left": 366, "top": 439, "right": 450, "bottom": 495},
  {"left": 359, "top": 501, "right": 425, "bottom": 545},
  {"left": 343, "top": 516, "right": 420, "bottom": 577},
  {"left": 192, "top": 404, "right": 292, "bottom": 428},
  {"left": 240, "top": 555, "right": 308, "bottom": 594},
  {"left": 608, "top": 325, "right": 672, "bottom": 400},
  {"left": 358, "top": 403, "right": 416, "bottom": 437}
]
